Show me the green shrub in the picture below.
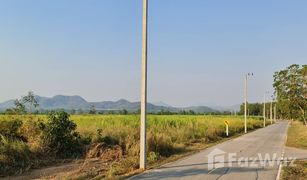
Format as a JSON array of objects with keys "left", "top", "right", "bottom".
[
  {"left": 0, "top": 135, "right": 31, "bottom": 175},
  {"left": 0, "top": 119, "right": 23, "bottom": 140},
  {"left": 148, "top": 151, "right": 160, "bottom": 162},
  {"left": 38, "top": 111, "right": 82, "bottom": 158}
]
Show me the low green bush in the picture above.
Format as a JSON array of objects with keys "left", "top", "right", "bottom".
[
  {"left": 0, "top": 119, "right": 23, "bottom": 140},
  {"left": 38, "top": 111, "right": 83, "bottom": 158},
  {"left": 0, "top": 135, "right": 31, "bottom": 175}
]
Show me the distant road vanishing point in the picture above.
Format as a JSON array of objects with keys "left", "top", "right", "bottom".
[{"left": 130, "top": 121, "right": 289, "bottom": 180}]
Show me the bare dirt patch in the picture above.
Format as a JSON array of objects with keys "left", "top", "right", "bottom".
[{"left": 5, "top": 143, "right": 124, "bottom": 180}]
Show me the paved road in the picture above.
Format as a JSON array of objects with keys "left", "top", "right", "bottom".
[{"left": 130, "top": 121, "right": 289, "bottom": 180}]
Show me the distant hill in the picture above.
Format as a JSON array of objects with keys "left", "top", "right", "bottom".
[
  {"left": 0, "top": 95, "right": 218, "bottom": 113},
  {"left": 90, "top": 99, "right": 175, "bottom": 112},
  {"left": 152, "top": 101, "right": 172, "bottom": 107},
  {"left": 0, "top": 100, "right": 15, "bottom": 110},
  {"left": 181, "top": 106, "right": 217, "bottom": 113},
  {"left": 193, "top": 102, "right": 240, "bottom": 112},
  {"left": 211, "top": 104, "right": 241, "bottom": 112},
  {"left": 35, "top": 95, "right": 90, "bottom": 110}
]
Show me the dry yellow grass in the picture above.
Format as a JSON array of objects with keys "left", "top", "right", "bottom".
[
  {"left": 283, "top": 121, "right": 307, "bottom": 180},
  {"left": 286, "top": 121, "right": 307, "bottom": 150},
  {"left": 0, "top": 114, "right": 264, "bottom": 178}
]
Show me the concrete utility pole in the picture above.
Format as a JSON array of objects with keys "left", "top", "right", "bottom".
[
  {"left": 263, "top": 94, "right": 266, "bottom": 127},
  {"left": 263, "top": 91, "right": 269, "bottom": 127},
  {"left": 244, "top": 73, "right": 253, "bottom": 133},
  {"left": 270, "top": 99, "right": 273, "bottom": 124},
  {"left": 274, "top": 104, "right": 277, "bottom": 122},
  {"left": 140, "top": 0, "right": 148, "bottom": 170}
]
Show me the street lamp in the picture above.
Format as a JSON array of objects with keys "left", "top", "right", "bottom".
[
  {"left": 263, "top": 91, "right": 269, "bottom": 127},
  {"left": 244, "top": 73, "right": 253, "bottom": 133},
  {"left": 140, "top": 0, "right": 148, "bottom": 170}
]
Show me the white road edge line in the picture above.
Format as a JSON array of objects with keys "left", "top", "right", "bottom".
[
  {"left": 276, "top": 121, "right": 289, "bottom": 180},
  {"left": 276, "top": 151, "right": 284, "bottom": 180},
  {"left": 208, "top": 168, "right": 217, "bottom": 174}
]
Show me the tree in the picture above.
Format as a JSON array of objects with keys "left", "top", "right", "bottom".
[
  {"left": 121, "top": 109, "right": 128, "bottom": 115},
  {"left": 77, "top": 108, "right": 84, "bottom": 115},
  {"left": 22, "top": 91, "right": 39, "bottom": 114},
  {"left": 71, "top": 109, "right": 76, "bottom": 115},
  {"left": 107, "top": 110, "right": 115, "bottom": 114},
  {"left": 188, "top": 110, "right": 195, "bottom": 115},
  {"left": 4, "top": 108, "right": 15, "bottom": 115},
  {"left": 239, "top": 102, "right": 272, "bottom": 116},
  {"left": 273, "top": 64, "right": 307, "bottom": 126},
  {"left": 89, "top": 105, "right": 96, "bottom": 114},
  {"left": 14, "top": 99, "right": 26, "bottom": 114}
]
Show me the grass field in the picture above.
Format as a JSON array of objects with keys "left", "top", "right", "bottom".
[
  {"left": 283, "top": 121, "right": 307, "bottom": 180},
  {"left": 72, "top": 115, "right": 263, "bottom": 143},
  {"left": 0, "top": 114, "right": 263, "bottom": 178}
]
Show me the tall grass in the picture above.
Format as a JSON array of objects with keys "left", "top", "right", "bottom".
[
  {"left": 0, "top": 114, "right": 263, "bottom": 176},
  {"left": 72, "top": 115, "right": 262, "bottom": 141},
  {"left": 71, "top": 115, "right": 262, "bottom": 157}
]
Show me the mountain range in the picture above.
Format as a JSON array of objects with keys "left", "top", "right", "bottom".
[{"left": 0, "top": 95, "right": 219, "bottom": 113}]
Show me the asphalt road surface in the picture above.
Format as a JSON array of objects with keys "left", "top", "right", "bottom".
[{"left": 130, "top": 121, "right": 289, "bottom": 180}]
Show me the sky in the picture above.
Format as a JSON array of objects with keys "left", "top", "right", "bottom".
[{"left": 0, "top": 0, "right": 306, "bottom": 107}]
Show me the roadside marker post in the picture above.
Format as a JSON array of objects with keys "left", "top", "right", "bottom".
[{"left": 224, "top": 120, "right": 229, "bottom": 137}]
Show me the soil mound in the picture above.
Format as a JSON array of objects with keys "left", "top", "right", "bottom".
[{"left": 86, "top": 143, "right": 123, "bottom": 162}]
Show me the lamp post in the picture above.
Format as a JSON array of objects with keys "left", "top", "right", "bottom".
[
  {"left": 244, "top": 73, "right": 253, "bottom": 133},
  {"left": 140, "top": 0, "right": 148, "bottom": 170}
]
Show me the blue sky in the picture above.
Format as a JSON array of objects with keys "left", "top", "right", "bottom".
[{"left": 0, "top": 0, "right": 306, "bottom": 107}]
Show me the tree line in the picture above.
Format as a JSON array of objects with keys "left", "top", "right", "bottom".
[
  {"left": 239, "top": 102, "right": 276, "bottom": 117},
  {"left": 239, "top": 64, "right": 306, "bottom": 125}
]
